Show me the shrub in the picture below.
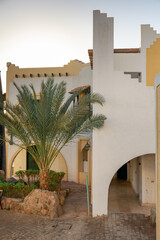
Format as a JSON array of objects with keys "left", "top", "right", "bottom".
[
  {"left": 15, "top": 169, "right": 39, "bottom": 185},
  {"left": 0, "top": 174, "right": 4, "bottom": 182},
  {"left": 15, "top": 170, "right": 25, "bottom": 180},
  {"left": 49, "top": 170, "right": 65, "bottom": 183},
  {"left": 0, "top": 182, "right": 37, "bottom": 198},
  {"left": 49, "top": 170, "right": 65, "bottom": 192},
  {"left": 14, "top": 169, "right": 65, "bottom": 193},
  {"left": 49, "top": 181, "right": 58, "bottom": 191},
  {"left": 34, "top": 181, "right": 40, "bottom": 188}
]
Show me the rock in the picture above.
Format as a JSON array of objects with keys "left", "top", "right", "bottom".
[
  {"left": 57, "top": 205, "right": 64, "bottom": 216},
  {"left": 1, "top": 197, "right": 23, "bottom": 211},
  {"left": 50, "top": 210, "right": 58, "bottom": 219},
  {"left": 23, "top": 189, "right": 62, "bottom": 219},
  {"left": 6, "top": 198, "right": 11, "bottom": 210},
  {"left": 10, "top": 201, "right": 23, "bottom": 212},
  {"left": 150, "top": 207, "right": 156, "bottom": 226},
  {"left": 60, "top": 190, "right": 67, "bottom": 198},
  {"left": 41, "top": 209, "right": 47, "bottom": 216},
  {"left": 59, "top": 193, "right": 65, "bottom": 206},
  {"left": 1, "top": 199, "right": 5, "bottom": 209},
  {"left": 1, "top": 190, "right": 63, "bottom": 219}
]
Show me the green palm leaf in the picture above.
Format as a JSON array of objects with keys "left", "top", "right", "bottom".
[{"left": 0, "top": 78, "right": 106, "bottom": 189}]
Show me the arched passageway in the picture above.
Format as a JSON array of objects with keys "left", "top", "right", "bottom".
[{"left": 108, "top": 154, "right": 156, "bottom": 215}]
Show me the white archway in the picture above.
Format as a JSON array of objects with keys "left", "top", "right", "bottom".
[
  {"left": 92, "top": 150, "right": 156, "bottom": 216},
  {"left": 108, "top": 153, "right": 156, "bottom": 214}
]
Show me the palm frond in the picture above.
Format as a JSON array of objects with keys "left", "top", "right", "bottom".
[{"left": 0, "top": 78, "right": 106, "bottom": 170}]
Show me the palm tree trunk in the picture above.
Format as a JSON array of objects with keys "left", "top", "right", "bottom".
[{"left": 39, "top": 169, "right": 50, "bottom": 190}]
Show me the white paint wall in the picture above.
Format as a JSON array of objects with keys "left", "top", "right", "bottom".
[
  {"left": 114, "top": 53, "right": 141, "bottom": 72},
  {"left": 129, "top": 158, "right": 139, "bottom": 195},
  {"left": 92, "top": 10, "right": 156, "bottom": 216},
  {"left": 140, "top": 154, "right": 156, "bottom": 205},
  {"left": 129, "top": 155, "right": 156, "bottom": 205},
  {"left": 114, "top": 25, "right": 160, "bottom": 86}
]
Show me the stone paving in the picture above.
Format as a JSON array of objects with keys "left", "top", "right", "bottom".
[
  {"left": 0, "top": 181, "right": 156, "bottom": 240},
  {"left": 108, "top": 180, "right": 154, "bottom": 215}
]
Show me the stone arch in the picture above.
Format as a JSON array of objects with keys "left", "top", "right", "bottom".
[{"left": 8, "top": 147, "right": 68, "bottom": 180}]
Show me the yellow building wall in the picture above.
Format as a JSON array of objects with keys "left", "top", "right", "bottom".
[
  {"left": 13, "top": 149, "right": 26, "bottom": 175},
  {"left": 50, "top": 153, "right": 68, "bottom": 181},
  {"left": 77, "top": 138, "right": 91, "bottom": 186},
  {"left": 146, "top": 38, "right": 160, "bottom": 86},
  {"left": 6, "top": 60, "right": 89, "bottom": 178},
  {"left": 156, "top": 85, "right": 160, "bottom": 239},
  {"left": 6, "top": 60, "right": 90, "bottom": 101}
]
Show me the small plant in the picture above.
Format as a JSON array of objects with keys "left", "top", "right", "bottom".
[
  {"left": 49, "top": 170, "right": 65, "bottom": 191},
  {"left": 25, "top": 169, "right": 39, "bottom": 185},
  {"left": 49, "top": 171, "right": 65, "bottom": 183},
  {"left": 31, "top": 170, "right": 39, "bottom": 183},
  {"left": 0, "top": 174, "right": 4, "bottom": 182},
  {"left": 34, "top": 181, "right": 40, "bottom": 188},
  {"left": 0, "top": 182, "right": 37, "bottom": 198},
  {"left": 11, "top": 169, "right": 65, "bottom": 198},
  {"left": 49, "top": 181, "right": 58, "bottom": 191},
  {"left": 15, "top": 170, "right": 25, "bottom": 180}
]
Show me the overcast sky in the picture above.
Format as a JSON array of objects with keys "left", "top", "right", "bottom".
[{"left": 0, "top": 0, "right": 160, "bottom": 92}]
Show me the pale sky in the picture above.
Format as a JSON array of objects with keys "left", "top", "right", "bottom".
[{"left": 0, "top": 0, "right": 160, "bottom": 92}]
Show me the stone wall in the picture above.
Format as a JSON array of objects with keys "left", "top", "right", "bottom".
[{"left": 1, "top": 189, "right": 66, "bottom": 219}]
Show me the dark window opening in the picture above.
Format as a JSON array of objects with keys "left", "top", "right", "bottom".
[{"left": 27, "top": 146, "right": 39, "bottom": 170}]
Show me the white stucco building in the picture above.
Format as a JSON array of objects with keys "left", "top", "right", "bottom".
[
  {"left": 5, "top": 10, "right": 160, "bottom": 220},
  {"left": 92, "top": 10, "right": 159, "bottom": 216}
]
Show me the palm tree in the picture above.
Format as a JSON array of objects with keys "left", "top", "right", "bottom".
[{"left": 0, "top": 78, "right": 106, "bottom": 190}]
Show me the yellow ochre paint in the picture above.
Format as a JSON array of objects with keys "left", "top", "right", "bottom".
[{"left": 146, "top": 38, "right": 160, "bottom": 86}]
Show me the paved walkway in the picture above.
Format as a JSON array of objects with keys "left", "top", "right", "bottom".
[
  {"left": 108, "top": 180, "right": 153, "bottom": 215},
  {"left": 0, "top": 181, "right": 156, "bottom": 240}
]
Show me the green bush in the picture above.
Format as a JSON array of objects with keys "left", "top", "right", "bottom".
[
  {"left": 49, "top": 170, "right": 65, "bottom": 192},
  {"left": 14, "top": 169, "right": 65, "bottom": 194},
  {"left": 15, "top": 169, "right": 39, "bottom": 185},
  {"left": 49, "top": 181, "right": 58, "bottom": 191},
  {"left": 0, "top": 174, "right": 4, "bottom": 182},
  {"left": 34, "top": 180, "right": 40, "bottom": 188},
  {"left": 49, "top": 170, "right": 65, "bottom": 183},
  {"left": 15, "top": 170, "right": 25, "bottom": 180},
  {"left": 0, "top": 182, "right": 37, "bottom": 198}
]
